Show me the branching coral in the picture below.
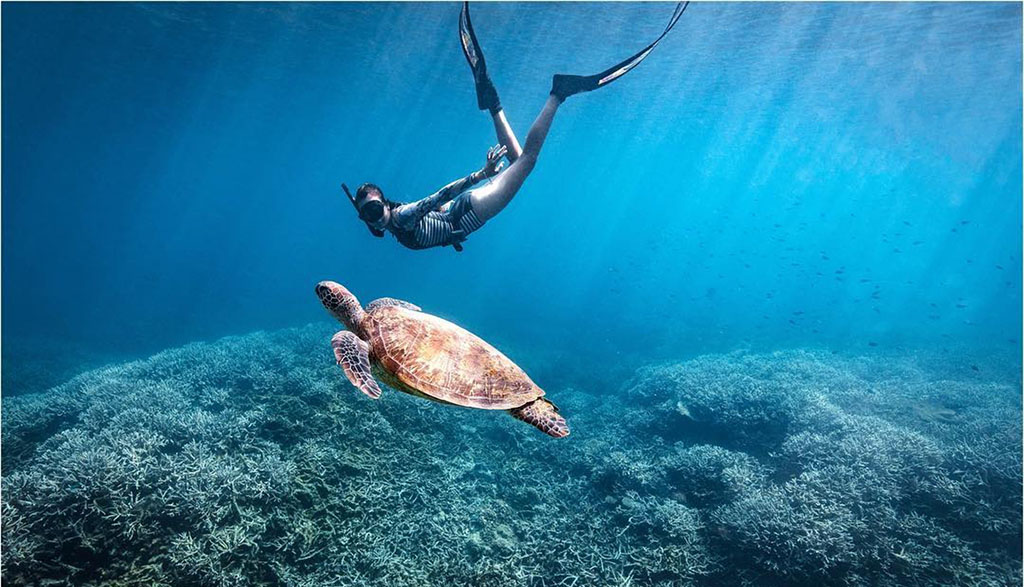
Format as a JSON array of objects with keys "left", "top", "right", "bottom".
[
  {"left": 2, "top": 331, "right": 1019, "bottom": 586},
  {"left": 662, "top": 444, "right": 767, "bottom": 508}
]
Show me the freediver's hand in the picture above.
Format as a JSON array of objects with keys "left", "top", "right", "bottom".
[{"left": 482, "top": 144, "right": 508, "bottom": 178}]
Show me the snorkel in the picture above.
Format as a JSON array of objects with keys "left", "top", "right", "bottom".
[{"left": 342, "top": 183, "right": 386, "bottom": 238}]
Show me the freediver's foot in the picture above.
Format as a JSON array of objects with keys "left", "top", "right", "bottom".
[
  {"left": 550, "top": 74, "right": 597, "bottom": 102},
  {"left": 475, "top": 70, "right": 500, "bottom": 114},
  {"left": 549, "top": 2, "right": 689, "bottom": 102},
  {"left": 460, "top": 2, "right": 501, "bottom": 114}
]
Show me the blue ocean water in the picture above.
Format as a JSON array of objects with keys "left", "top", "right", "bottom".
[
  {"left": 2, "top": 3, "right": 1021, "bottom": 585},
  {"left": 4, "top": 2, "right": 1020, "bottom": 369}
]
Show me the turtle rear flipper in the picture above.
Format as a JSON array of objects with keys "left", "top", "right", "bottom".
[
  {"left": 509, "top": 398, "right": 569, "bottom": 438},
  {"left": 331, "top": 331, "right": 382, "bottom": 399}
]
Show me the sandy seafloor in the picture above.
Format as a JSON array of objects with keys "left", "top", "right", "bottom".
[{"left": 2, "top": 324, "right": 1020, "bottom": 586}]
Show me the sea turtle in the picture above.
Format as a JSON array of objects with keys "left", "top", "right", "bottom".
[{"left": 315, "top": 281, "right": 569, "bottom": 438}]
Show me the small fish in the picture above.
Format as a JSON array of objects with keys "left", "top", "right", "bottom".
[
  {"left": 868, "top": 341, "right": 879, "bottom": 347},
  {"left": 971, "top": 365, "right": 980, "bottom": 372}
]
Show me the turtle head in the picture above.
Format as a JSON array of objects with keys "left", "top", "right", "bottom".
[{"left": 316, "top": 281, "right": 366, "bottom": 333}]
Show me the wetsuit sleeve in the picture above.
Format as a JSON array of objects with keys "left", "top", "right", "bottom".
[{"left": 392, "top": 170, "right": 486, "bottom": 228}]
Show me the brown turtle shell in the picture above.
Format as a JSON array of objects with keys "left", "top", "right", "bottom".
[{"left": 363, "top": 306, "right": 543, "bottom": 410}]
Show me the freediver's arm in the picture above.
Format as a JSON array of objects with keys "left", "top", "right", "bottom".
[{"left": 393, "top": 145, "right": 507, "bottom": 227}]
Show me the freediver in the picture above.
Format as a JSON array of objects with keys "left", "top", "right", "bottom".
[{"left": 344, "top": 2, "right": 688, "bottom": 252}]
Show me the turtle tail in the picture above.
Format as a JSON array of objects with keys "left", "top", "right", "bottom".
[{"left": 509, "top": 398, "right": 569, "bottom": 438}]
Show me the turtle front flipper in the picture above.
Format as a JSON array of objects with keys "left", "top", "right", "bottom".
[
  {"left": 365, "top": 297, "right": 421, "bottom": 313},
  {"left": 331, "top": 331, "right": 382, "bottom": 399},
  {"left": 509, "top": 398, "right": 569, "bottom": 438}
]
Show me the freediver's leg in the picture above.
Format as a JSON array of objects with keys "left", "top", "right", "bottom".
[
  {"left": 470, "top": 95, "right": 560, "bottom": 221},
  {"left": 463, "top": 2, "right": 689, "bottom": 223},
  {"left": 490, "top": 109, "right": 523, "bottom": 163},
  {"left": 461, "top": 2, "right": 523, "bottom": 162}
]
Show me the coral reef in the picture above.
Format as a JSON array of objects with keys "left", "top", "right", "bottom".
[
  {"left": 1, "top": 338, "right": 124, "bottom": 397},
  {"left": 2, "top": 330, "right": 1020, "bottom": 586}
]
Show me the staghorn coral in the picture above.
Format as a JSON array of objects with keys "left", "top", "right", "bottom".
[
  {"left": 662, "top": 444, "right": 768, "bottom": 509},
  {"left": 2, "top": 331, "right": 1020, "bottom": 586},
  {"left": 623, "top": 351, "right": 823, "bottom": 453},
  {"left": 626, "top": 349, "right": 1021, "bottom": 585}
]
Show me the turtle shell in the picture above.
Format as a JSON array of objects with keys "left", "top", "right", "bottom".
[{"left": 364, "top": 306, "right": 543, "bottom": 410}]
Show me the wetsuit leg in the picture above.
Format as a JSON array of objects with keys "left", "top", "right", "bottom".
[{"left": 470, "top": 95, "right": 560, "bottom": 221}]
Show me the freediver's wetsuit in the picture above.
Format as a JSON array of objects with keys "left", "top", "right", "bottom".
[{"left": 387, "top": 171, "right": 488, "bottom": 250}]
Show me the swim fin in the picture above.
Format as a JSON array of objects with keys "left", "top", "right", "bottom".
[
  {"left": 460, "top": 2, "right": 501, "bottom": 113},
  {"left": 551, "top": 1, "right": 689, "bottom": 101}
]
